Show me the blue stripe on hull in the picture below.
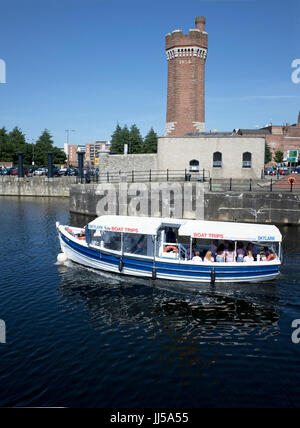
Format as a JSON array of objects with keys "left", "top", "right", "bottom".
[{"left": 60, "top": 233, "right": 280, "bottom": 281}]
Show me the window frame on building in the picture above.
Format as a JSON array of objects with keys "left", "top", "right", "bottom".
[
  {"left": 189, "top": 159, "right": 200, "bottom": 172},
  {"left": 213, "top": 151, "right": 222, "bottom": 168},
  {"left": 242, "top": 152, "right": 252, "bottom": 168}
]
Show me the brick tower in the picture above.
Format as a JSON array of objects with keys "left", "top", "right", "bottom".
[{"left": 165, "top": 16, "right": 208, "bottom": 136}]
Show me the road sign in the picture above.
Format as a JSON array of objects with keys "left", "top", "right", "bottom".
[{"left": 287, "top": 150, "right": 298, "bottom": 163}]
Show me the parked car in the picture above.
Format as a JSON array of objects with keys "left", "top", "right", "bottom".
[
  {"left": 34, "top": 167, "right": 47, "bottom": 176},
  {"left": 8, "top": 168, "right": 19, "bottom": 176},
  {"left": 291, "top": 167, "right": 300, "bottom": 174},
  {"left": 0, "top": 167, "right": 8, "bottom": 175},
  {"left": 279, "top": 168, "right": 289, "bottom": 176},
  {"left": 58, "top": 168, "right": 68, "bottom": 176}
]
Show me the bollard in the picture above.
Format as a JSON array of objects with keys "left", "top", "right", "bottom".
[
  {"left": 16, "top": 152, "right": 24, "bottom": 178},
  {"left": 77, "top": 151, "right": 85, "bottom": 184},
  {"left": 46, "top": 152, "right": 54, "bottom": 178}
]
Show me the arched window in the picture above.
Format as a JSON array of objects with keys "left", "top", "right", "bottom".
[
  {"left": 189, "top": 159, "right": 199, "bottom": 172},
  {"left": 243, "top": 152, "right": 252, "bottom": 168},
  {"left": 213, "top": 152, "right": 222, "bottom": 168}
]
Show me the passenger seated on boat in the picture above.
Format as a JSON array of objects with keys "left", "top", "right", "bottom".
[
  {"left": 259, "top": 251, "right": 267, "bottom": 261},
  {"left": 134, "top": 238, "right": 147, "bottom": 255},
  {"left": 236, "top": 242, "right": 245, "bottom": 262},
  {"left": 243, "top": 250, "right": 254, "bottom": 263},
  {"left": 225, "top": 243, "right": 235, "bottom": 263},
  {"left": 203, "top": 251, "right": 214, "bottom": 263},
  {"left": 192, "top": 251, "right": 202, "bottom": 263},
  {"left": 210, "top": 240, "right": 218, "bottom": 256},
  {"left": 215, "top": 244, "right": 225, "bottom": 262},
  {"left": 246, "top": 242, "right": 258, "bottom": 258}
]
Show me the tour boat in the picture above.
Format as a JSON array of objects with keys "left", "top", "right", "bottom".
[{"left": 56, "top": 215, "right": 282, "bottom": 284}]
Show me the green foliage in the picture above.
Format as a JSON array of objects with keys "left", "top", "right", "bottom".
[
  {"left": 265, "top": 142, "right": 272, "bottom": 164},
  {"left": 110, "top": 124, "right": 158, "bottom": 154},
  {"left": 0, "top": 126, "right": 66, "bottom": 166},
  {"left": 129, "top": 124, "right": 143, "bottom": 154},
  {"left": 142, "top": 127, "right": 158, "bottom": 153},
  {"left": 110, "top": 123, "right": 124, "bottom": 154},
  {"left": 274, "top": 150, "right": 284, "bottom": 164}
]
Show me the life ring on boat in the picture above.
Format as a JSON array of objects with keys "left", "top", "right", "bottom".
[
  {"left": 164, "top": 245, "right": 178, "bottom": 253},
  {"left": 288, "top": 177, "right": 296, "bottom": 185},
  {"left": 78, "top": 235, "right": 85, "bottom": 240},
  {"left": 267, "top": 254, "right": 275, "bottom": 261}
]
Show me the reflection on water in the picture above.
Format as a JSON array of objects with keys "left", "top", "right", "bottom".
[{"left": 57, "top": 262, "right": 280, "bottom": 348}]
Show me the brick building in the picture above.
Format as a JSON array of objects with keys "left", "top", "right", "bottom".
[
  {"left": 85, "top": 141, "right": 111, "bottom": 165},
  {"left": 234, "top": 112, "right": 300, "bottom": 165},
  {"left": 68, "top": 144, "right": 85, "bottom": 166},
  {"left": 165, "top": 16, "right": 207, "bottom": 136},
  {"left": 67, "top": 141, "right": 111, "bottom": 166}
]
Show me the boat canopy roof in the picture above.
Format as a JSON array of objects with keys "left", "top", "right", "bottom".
[
  {"left": 88, "top": 215, "right": 185, "bottom": 235},
  {"left": 88, "top": 216, "right": 282, "bottom": 242},
  {"left": 178, "top": 220, "right": 282, "bottom": 243}
]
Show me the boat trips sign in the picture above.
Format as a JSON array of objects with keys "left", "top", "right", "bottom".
[{"left": 89, "top": 224, "right": 139, "bottom": 233}]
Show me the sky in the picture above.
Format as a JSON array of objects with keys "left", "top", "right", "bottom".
[{"left": 0, "top": 0, "right": 299, "bottom": 147}]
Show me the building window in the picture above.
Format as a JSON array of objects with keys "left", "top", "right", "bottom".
[
  {"left": 243, "top": 152, "right": 252, "bottom": 168},
  {"left": 213, "top": 152, "right": 222, "bottom": 167},
  {"left": 189, "top": 159, "right": 199, "bottom": 172}
]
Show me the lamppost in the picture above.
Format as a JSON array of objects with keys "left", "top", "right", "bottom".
[{"left": 65, "top": 129, "right": 76, "bottom": 165}]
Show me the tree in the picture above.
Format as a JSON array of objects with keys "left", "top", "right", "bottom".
[
  {"left": 0, "top": 127, "right": 13, "bottom": 161},
  {"left": 274, "top": 151, "right": 284, "bottom": 164},
  {"left": 110, "top": 123, "right": 124, "bottom": 154},
  {"left": 6, "top": 127, "right": 30, "bottom": 164},
  {"left": 33, "top": 129, "right": 65, "bottom": 166},
  {"left": 265, "top": 142, "right": 272, "bottom": 164},
  {"left": 142, "top": 127, "right": 158, "bottom": 153},
  {"left": 129, "top": 124, "right": 143, "bottom": 154},
  {"left": 120, "top": 125, "right": 131, "bottom": 153},
  {"left": 34, "top": 129, "right": 55, "bottom": 166}
]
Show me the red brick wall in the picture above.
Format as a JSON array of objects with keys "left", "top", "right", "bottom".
[{"left": 165, "top": 18, "right": 207, "bottom": 136}]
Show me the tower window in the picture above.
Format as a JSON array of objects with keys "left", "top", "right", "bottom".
[
  {"left": 213, "top": 152, "right": 222, "bottom": 168},
  {"left": 242, "top": 152, "right": 252, "bottom": 168}
]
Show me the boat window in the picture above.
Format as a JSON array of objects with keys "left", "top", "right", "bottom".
[
  {"left": 124, "top": 233, "right": 149, "bottom": 256},
  {"left": 102, "top": 231, "right": 121, "bottom": 251},
  {"left": 89, "top": 229, "right": 102, "bottom": 247}
]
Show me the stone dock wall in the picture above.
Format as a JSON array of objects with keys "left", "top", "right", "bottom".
[
  {"left": 1, "top": 177, "right": 300, "bottom": 225},
  {"left": 0, "top": 176, "right": 76, "bottom": 197},
  {"left": 69, "top": 183, "right": 300, "bottom": 225}
]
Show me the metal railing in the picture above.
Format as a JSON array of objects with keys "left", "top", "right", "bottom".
[
  {"left": 76, "top": 169, "right": 210, "bottom": 184},
  {"left": 208, "top": 177, "right": 300, "bottom": 193}
]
